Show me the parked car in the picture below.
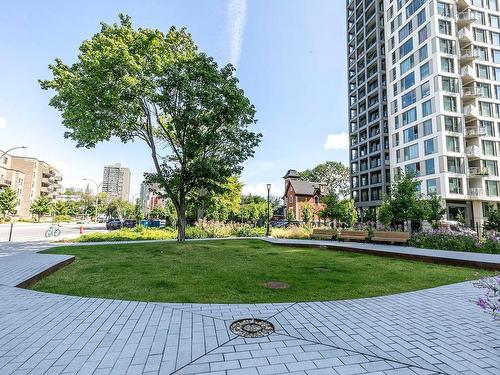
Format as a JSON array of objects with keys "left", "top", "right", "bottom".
[
  {"left": 270, "top": 220, "right": 289, "bottom": 228},
  {"left": 123, "top": 219, "right": 137, "bottom": 228},
  {"left": 106, "top": 219, "right": 122, "bottom": 231}
]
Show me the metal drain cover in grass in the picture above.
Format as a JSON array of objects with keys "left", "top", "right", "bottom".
[
  {"left": 264, "top": 281, "right": 289, "bottom": 289},
  {"left": 230, "top": 318, "right": 275, "bottom": 338}
]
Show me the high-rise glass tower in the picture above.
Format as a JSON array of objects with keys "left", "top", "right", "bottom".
[{"left": 347, "top": 0, "right": 391, "bottom": 219}]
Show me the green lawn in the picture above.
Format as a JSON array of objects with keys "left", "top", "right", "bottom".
[{"left": 31, "top": 239, "right": 492, "bottom": 303}]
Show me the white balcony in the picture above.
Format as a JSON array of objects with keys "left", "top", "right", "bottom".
[
  {"left": 468, "top": 167, "right": 489, "bottom": 177},
  {"left": 457, "top": 0, "right": 472, "bottom": 12},
  {"left": 460, "top": 66, "right": 475, "bottom": 83},
  {"left": 463, "top": 104, "right": 479, "bottom": 120},
  {"left": 457, "top": 10, "right": 477, "bottom": 27},
  {"left": 465, "top": 126, "right": 486, "bottom": 137},
  {"left": 459, "top": 48, "right": 480, "bottom": 64},
  {"left": 466, "top": 145, "right": 482, "bottom": 159},
  {"left": 462, "top": 86, "right": 483, "bottom": 101},
  {"left": 458, "top": 28, "right": 473, "bottom": 45},
  {"left": 469, "top": 187, "right": 483, "bottom": 199}
]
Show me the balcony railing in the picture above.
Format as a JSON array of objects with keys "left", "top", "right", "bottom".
[
  {"left": 457, "top": 10, "right": 477, "bottom": 26},
  {"left": 468, "top": 167, "right": 489, "bottom": 177},
  {"left": 461, "top": 66, "right": 475, "bottom": 82},
  {"left": 458, "top": 28, "right": 473, "bottom": 44},
  {"left": 0, "top": 177, "right": 12, "bottom": 186},
  {"left": 462, "top": 86, "right": 483, "bottom": 100},
  {"left": 460, "top": 48, "right": 480, "bottom": 63},
  {"left": 465, "top": 126, "right": 486, "bottom": 137},
  {"left": 469, "top": 187, "right": 483, "bottom": 198},
  {"left": 466, "top": 145, "right": 482, "bottom": 158},
  {"left": 463, "top": 105, "right": 479, "bottom": 119}
]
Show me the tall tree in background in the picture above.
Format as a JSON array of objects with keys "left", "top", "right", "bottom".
[
  {"left": 299, "top": 161, "right": 350, "bottom": 197},
  {"left": 0, "top": 187, "right": 17, "bottom": 222},
  {"left": 40, "top": 15, "right": 261, "bottom": 241},
  {"left": 319, "top": 194, "right": 358, "bottom": 227}
]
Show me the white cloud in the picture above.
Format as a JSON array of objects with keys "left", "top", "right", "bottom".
[
  {"left": 324, "top": 132, "right": 349, "bottom": 150},
  {"left": 0, "top": 116, "right": 7, "bottom": 129},
  {"left": 227, "top": 0, "right": 247, "bottom": 69},
  {"left": 242, "top": 183, "right": 283, "bottom": 198}
]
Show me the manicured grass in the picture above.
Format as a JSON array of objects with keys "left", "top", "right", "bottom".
[{"left": 32, "top": 239, "right": 492, "bottom": 303}]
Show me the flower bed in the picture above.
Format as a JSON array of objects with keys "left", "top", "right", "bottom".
[{"left": 409, "top": 229, "right": 500, "bottom": 254}]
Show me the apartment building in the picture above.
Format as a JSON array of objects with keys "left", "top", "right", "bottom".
[
  {"left": 0, "top": 150, "right": 25, "bottom": 215},
  {"left": 102, "top": 163, "right": 131, "bottom": 201},
  {"left": 139, "top": 181, "right": 165, "bottom": 213},
  {"left": 347, "top": 0, "right": 392, "bottom": 219},
  {"left": 382, "top": 0, "right": 500, "bottom": 228},
  {"left": 1, "top": 150, "right": 62, "bottom": 218}
]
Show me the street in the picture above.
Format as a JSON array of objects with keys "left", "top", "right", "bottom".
[{"left": 0, "top": 222, "right": 107, "bottom": 243}]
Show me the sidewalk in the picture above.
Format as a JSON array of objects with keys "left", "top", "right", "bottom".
[{"left": 264, "top": 237, "right": 500, "bottom": 270}]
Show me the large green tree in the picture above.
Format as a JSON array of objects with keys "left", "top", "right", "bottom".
[
  {"left": 0, "top": 187, "right": 17, "bottom": 222},
  {"left": 299, "top": 161, "right": 350, "bottom": 197},
  {"left": 40, "top": 15, "right": 261, "bottom": 241}
]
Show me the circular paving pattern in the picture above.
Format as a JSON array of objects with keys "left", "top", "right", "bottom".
[
  {"left": 230, "top": 318, "right": 275, "bottom": 338},
  {"left": 264, "top": 281, "right": 289, "bottom": 289}
]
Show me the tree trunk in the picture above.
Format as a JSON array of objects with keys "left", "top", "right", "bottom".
[{"left": 177, "top": 211, "right": 186, "bottom": 241}]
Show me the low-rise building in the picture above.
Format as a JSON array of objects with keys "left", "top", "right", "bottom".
[
  {"left": 0, "top": 149, "right": 62, "bottom": 218},
  {"left": 282, "top": 169, "right": 326, "bottom": 222}
]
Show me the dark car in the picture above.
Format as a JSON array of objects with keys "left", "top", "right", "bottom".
[
  {"left": 106, "top": 219, "right": 122, "bottom": 231},
  {"left": 123, "top": 219, "right": 137, "bottom": 228}
]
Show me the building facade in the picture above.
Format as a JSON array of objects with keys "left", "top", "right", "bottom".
[
  {"left": 282, "top": 170, "right": 325, "bottom": 222},
  {"left": 347, "top": 0, "right": 391, "bottom": 219},
  {"left": 139, "top": 181, "right": 165, "bottom": 213},
  {"left": 383, "top": 0, "right": 500, "bottom": 229},
  {"left": 348, "top": 0, "right": 500, "bottom": 229},
  {"left": 102, "top": 163, "right": 131, "bottom": 201},
  {"left": 1, "top": 150, "right": 62, "bottom": 218}
]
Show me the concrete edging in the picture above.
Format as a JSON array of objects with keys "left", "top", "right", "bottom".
[{"left": 15, "top": 256, "right": 75, "bottom": 288}]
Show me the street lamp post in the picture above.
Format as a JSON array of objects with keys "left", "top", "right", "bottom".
[
  {"left": 266, "top": 184, "right": 271, "bottom": 237},
  {"left": 0, "top": 146, "right": 27, "bottom": 160},
  {"left": 83, "top": 178, "right": 102, "bottom": 223}
]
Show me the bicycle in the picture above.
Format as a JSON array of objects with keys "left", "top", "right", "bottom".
[{"left": 45, "top": 225, "right": 61, "bottom": 238}]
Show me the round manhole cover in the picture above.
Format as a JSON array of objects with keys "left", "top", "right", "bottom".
[
  {"left": 230, "top": 318, "right": 275, "bottom": 338},
  {"left": 264, "top": 281, "right": 289, "bottom": 289}
]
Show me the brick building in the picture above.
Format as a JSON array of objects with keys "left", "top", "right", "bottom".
[{"left": 282, "top": 169, "right": 326, "bottom": 222}]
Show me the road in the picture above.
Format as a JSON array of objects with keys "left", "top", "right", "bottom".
[{"left": 0, "top": 222, "right": 107, "bottom": 242}]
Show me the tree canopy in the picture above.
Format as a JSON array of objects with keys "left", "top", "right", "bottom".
[
  {"left": 0, "top": 187, "right": 17, "bottom": 221},
  {"left": 299, "top": 161, "right": 350, "bottom": 197},
  {"left": 40, "top": 14, "right": 261, "bottom": 240}
]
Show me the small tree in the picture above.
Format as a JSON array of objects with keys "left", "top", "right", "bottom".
[
  {"left": 301, "top": 202, "right": 313, "bottom": 224},
  {"left": 149, "top": 206, "right": 167, "bottom": 220},
  {"left": 423, "top": 193, "right": 446, "bottom": 229},
  {"left": 287, "top": 209, "right": 295, "bottom": 223},
  {"left": 378, "top": 198, "right": 393, "bottom": 226},
  {"left": 0, "top": 187, "right": 17, "bottom": 222},
  {"left": 132, "top": 203, "right": 144, "bottom": 222},
  {"left": 30, "top": 194, "right": 52, "bottom": 222},
  {"left": 484, "top": 207, "right": 500, "bottom": 232},
  {"left": 320, "top": 194, "right": 357, "bottom": 227}
]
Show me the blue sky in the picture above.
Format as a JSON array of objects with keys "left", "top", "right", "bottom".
[{"left": 0, "top": 0, "right": 348, "bottom": 198}]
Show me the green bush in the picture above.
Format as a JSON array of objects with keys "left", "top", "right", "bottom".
[
  {"left": 408, "top": 230, "right": 500, "bottom": 254},
  {"left": 271, "top": 226, "right": 312, "bottom": 239}
]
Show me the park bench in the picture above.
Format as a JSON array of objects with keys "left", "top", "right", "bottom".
[
  {"left": 338, "top": 230, "right": 369, "bottom": 242},
  {"left": 310, "top": 229, "right": 337, "bottom": 240},
  {"left": 371, "top": 230, "right": 410, "bottom": 245}
]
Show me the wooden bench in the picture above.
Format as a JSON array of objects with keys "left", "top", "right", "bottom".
[
  {"left": 371, "top": 231, "right": 410, "bottom": 244},
  {"left": 310, "top": 229, "right": 336, "bottom": 240},
  {"left": 338, "top": 230, "right": 369, "bottom": 242}
]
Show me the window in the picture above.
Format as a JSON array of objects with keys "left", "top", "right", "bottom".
[
  {"left": 401, "top": 55, "right": 415, "bottom": 75},
  {"left": 492, "top": 31, "right": 500, "bottom": 45},
  {"left": 442, "top": 77, "right": 457, "bottom": 93},
  {"left": 491, "top": 15, "right": 500, "bottom": 28},
  {"left": 485, "top": 160, "right": 498, "bottom": 176},
  {"left": 449, "top": 177, "right": 463, "bottom": 194},
  {"left": 446, "top": 136, "right": 460, "bottom": 152},
  {"left": 447, "top": 157, "right": 462, "bottom": 173},
  {"left": 399, "top": 38, "right": 414, "bottom": 58},
  {"left": 487, "top": 180, "right": 499, "bottom": 196},
  {"left": 437, "top": 2, "right": 451, "bottom": 17},
  {"left": 441, "top": 57, "right": 454, "bottom": 73},
  {"left": 483, "top": 140, "right": 496, "bottom": 156},
  {"left": 438, "top": 20, "right": 451, "bottom": 35},
  {"left": 402, "top": 90, "right": 417, "bottom": 108},
  {"left": 439, "top": 38, "right": 454, "bottom": 54},
  {"left": 479, "top": 101, "right": 492, "bottom": 116},
  {"left": 423, "top": 119, "right": 433, "bottom": 135},
  {"left": 403, "top": 144, "right": 419, "bottom": 161},
  {"left": 426, "top": 178, "right": 437, "bottom": 194},
  {"left": 402, "top": 107, "right": 417, "bottom": 125},
  {"left": 425, "top": 158, "right": 435, "bottom": 175},
  {"left": 424, "top": 138, "right": 436, "bottom": 155},
  {"left": 482, "top": 120, "right": 495, "bottom": 136},
  {"left": 401, "top": 72, "right": 415, "bottom": 91},
  {"left": 419, "top": 45, "right": 428, "bottom": 61},
  {"left": 444, "top": 116, "right": 460, "bottom": 132},
  {"left": 422, "top": 100, "right": 432, "bottom": 116},
  {"left": 474, "top": 28, "right": 487, "bottom": 43},
  {"left": 418, "top": 25, "right": 429, "bottom": 43},
  {"left": 443, "top": 96, "right": 456, "bottom": 112},
  {"left": 420, "top": 81, "right": 430, "bottom": 97},
  {"left": 420, "top": 62, "right": 430, "bottom": 78},
  {"left": 493, "top": 49, "right": 500, "bottom": 63},
  {"left": 477, "top": 64, "right": 489, "bottom": 79},
  {"left": 403, "top": 125, "right": 418, "bottom": 143}
]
